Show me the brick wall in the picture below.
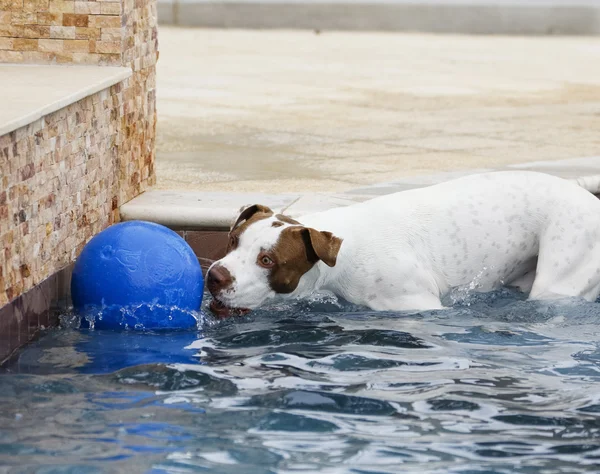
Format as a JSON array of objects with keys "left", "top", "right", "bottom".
[{"left": 0, "top": 0, "right": 157, "bottom": 307}]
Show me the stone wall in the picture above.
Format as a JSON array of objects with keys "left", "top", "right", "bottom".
[
  {"left": 2, "top": 86, "right": 110, "bottom": 306},
  {"left": 119, "top": 0, "right": 157, "bottom": 204},
  {"left": 0, "top": 0, "right": 157, "bottom": 307},
  {"left": 0, "top": 0, "right": 148, "bottom": 66}
]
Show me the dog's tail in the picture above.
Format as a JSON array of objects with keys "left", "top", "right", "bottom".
[{"left": 570, "top": 175, "right": 600, "bottom": 196}]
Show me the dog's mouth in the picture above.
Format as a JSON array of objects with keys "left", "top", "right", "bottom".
[{"left": 209, "top": 298, "right": 250, "bottom": 319}]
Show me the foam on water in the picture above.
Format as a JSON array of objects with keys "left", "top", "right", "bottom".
[
  {"left": 1, "top": 290, "right": 600, "bottom": 473},
  {"left": 59, "top": 303, "right": 205, "bottom": 331}
]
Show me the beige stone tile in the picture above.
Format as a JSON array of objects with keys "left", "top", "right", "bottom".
[
  {"left": 22, "top": 24, "right": 50, "bottom": 38},
  {"left": 0, "top": 50, "right": 23, "bottom": 61},
  {"left": 23, "top": 0, "right": 49, "bottom": 12},
  {"left": 38, "top": 38, "right": 62, "bottom": 52},
  {"left": 88, "top": 14, "right": 119, "bottom": 28},
  {"left": 0, "top": 37, "right": 13, "bottom": 49},
  {"left": 0, "top": 11, "right": 11, "bottom": 24},
  {"left": 93, "top": 39, "right": 119, "bottom": 54},
  {"left": 13, "top": 38, "right": 38, "bottom": 51},
  {"left": 62, "top": 38, "right": 87, "bottom": 51},
  {"left": 75, "top": 26, "right": 100, "bottom": 39},
  {"left": 48, "top": 0, "right": 74, "bottom": 14},
  {"left": 49, "top": 25, "right": 75, "bottom": 39},
  {"left": 74, "top": 1, "right": 100, "bottom": 14},
  {"left": 99, "top": 2, "right": 120, "bottom": 15},
  {"left": 37, "top": 12, "right": 62, "bottom": 25},
  {"left": 11, "top": 12, "right": 37, "bottom": 25}
]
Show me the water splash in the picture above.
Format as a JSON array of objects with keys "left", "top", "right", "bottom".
[{"left": 63, "top": 303, "right": 206, "bottom": 331}]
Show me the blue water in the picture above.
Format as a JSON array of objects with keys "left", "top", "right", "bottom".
[{"left": 2, "top": 289, "right": 600, "bottom": 473}]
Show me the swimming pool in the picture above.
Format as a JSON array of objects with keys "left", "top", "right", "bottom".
[{"left": 2, "top": 290, "right": 600, "bottom": 473}]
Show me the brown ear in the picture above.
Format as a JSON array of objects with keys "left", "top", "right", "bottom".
[
  {"left": 302, "top": 227, "right": 343, "bottom": 267},
  {"left": 231, "top": 204, "right": 273, "bottom": 231}
]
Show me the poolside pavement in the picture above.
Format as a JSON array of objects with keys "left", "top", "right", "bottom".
[
  {"left": 155, "top": 27, "right": 600, "bottom": 195},
  {"left": 132, "top": 27, "right": 600, "bottom": 228}
]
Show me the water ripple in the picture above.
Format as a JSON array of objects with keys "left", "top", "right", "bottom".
[{"left": 2, "top": 290, "right": 600, "bottom": 473}]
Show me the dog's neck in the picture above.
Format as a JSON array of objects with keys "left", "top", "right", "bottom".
[
  {"left": 290, "top": 256, "right": 346, "bottom": 301},
  {"left": 291, "top": 261, "right": 323, "bottom": 296}
]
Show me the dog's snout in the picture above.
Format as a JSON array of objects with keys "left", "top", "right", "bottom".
[{"left": 207, "top": 264, "right": 233, "bottom": 293}]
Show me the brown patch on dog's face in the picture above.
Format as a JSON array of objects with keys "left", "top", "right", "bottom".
[
  {"left": 227, "top": 204, "right": 274, "bottom": 254},
  {"left": 264, "top": 226, "right": 343, "bottom": 294}
]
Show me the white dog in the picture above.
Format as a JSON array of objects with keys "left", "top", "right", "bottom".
[{"left": 207, "top": 171, "right": 600, "bottom": 317}]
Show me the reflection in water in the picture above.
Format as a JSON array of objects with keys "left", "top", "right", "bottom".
[{"left": 1, "top": 289, "right": 600, "bottom": 473}]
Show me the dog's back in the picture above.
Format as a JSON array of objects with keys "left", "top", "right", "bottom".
[{"left": 301, "top": 171, "right": 600, "bottom": 307}]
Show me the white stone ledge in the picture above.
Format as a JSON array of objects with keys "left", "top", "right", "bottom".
[
  {"left": 119, "top": 190, "right": 365, "bottom": 230},
  {"left": 0, "top": 64, "right": 132, "bottom": 137},
  {"left": 121, "top": 164, "right": 600, "bottom": 230}
]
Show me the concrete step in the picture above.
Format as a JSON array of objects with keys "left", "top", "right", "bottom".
[{"left": 121, "top": 157, "right": 600, "bottom": 231}]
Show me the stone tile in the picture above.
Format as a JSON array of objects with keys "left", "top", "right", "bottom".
[
  {"left": 62, "top": 13, "right": 88, "bottom": 27},
  {"left": 0, "top": 37, "right": 13, "bottom": 49},
  {"left": 100, "top": 2, "right": 121, "bottom": 15},
  {"left": 63, "top": 39, "right": 88, "bottom": 52},
  {"left": 0, "top": 303, "right": 15, "bottom": 363},
  {"left": 13, "top": 38, "right": 39, "bottom": 51},
  {"left": 38, "top": 273, "right": 57, "bottom": 329},
  {"left": 38, "top": 39, "right": 64, "bottom": 52},
  {"left": 75, "top": 2, "right": 101, "bottom": 14},
  {"left": 0, "top": 264, "right": 73, "bottom": 365},
  {"left": 49, "top": 0, "right": 75, "bottom": 14},
  {"left": 6, "top": 313, "right": 20, "bottom": 363},
  {"left": 20, "top": 285, "right": 40, "bottom": 342},
  {"left": 49, "top": 25, "right": 76, "bottom": 39},
  {"left": 88, "top": 15, "right": 120, "bottom": 28},
  {"left": 14, "top": 298, "right": 28, "bottom": 350}
]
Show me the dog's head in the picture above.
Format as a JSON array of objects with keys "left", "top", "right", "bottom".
[{"left": 206, "top": 204, "right": 343, "bottom": 317}]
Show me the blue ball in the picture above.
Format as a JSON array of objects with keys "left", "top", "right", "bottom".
[{"left": 71, "top": 221, "right": 203, "bottom": 330}]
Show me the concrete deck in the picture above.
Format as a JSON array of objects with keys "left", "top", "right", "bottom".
[{"left": 156, "top": 28, "right": 600, "bottom": 194}]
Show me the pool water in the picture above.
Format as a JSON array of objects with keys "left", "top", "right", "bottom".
[{"left": 2, "top": 289, "right": 600, "bottom": 473}]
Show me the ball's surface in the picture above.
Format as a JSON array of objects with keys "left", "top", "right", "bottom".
[{"left": 71, "top": 221, "right": 203, "bottom": 330}]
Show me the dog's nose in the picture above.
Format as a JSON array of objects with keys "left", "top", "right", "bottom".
[{"left": 207, "top": 264, "right": 233, "bottom": 293}]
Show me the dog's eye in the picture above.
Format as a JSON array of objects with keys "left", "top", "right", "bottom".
[
  {"left": 258, "top": 254, "right": 274, "bottom": 268},
  {"left": 229, "top": 235, "right": 238, "bottom": 249}
]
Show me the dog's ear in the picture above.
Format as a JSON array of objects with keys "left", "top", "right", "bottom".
[
  {"left": 231, "top": 204, "right": 274, "bottom": 231},
  {"left": 301, "top": 227, "right": 343, "bottom": 267}
]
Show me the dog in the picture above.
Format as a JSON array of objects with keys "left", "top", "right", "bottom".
[{"left": 207, "top": 171, "right": 600, "bottom": 317}]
